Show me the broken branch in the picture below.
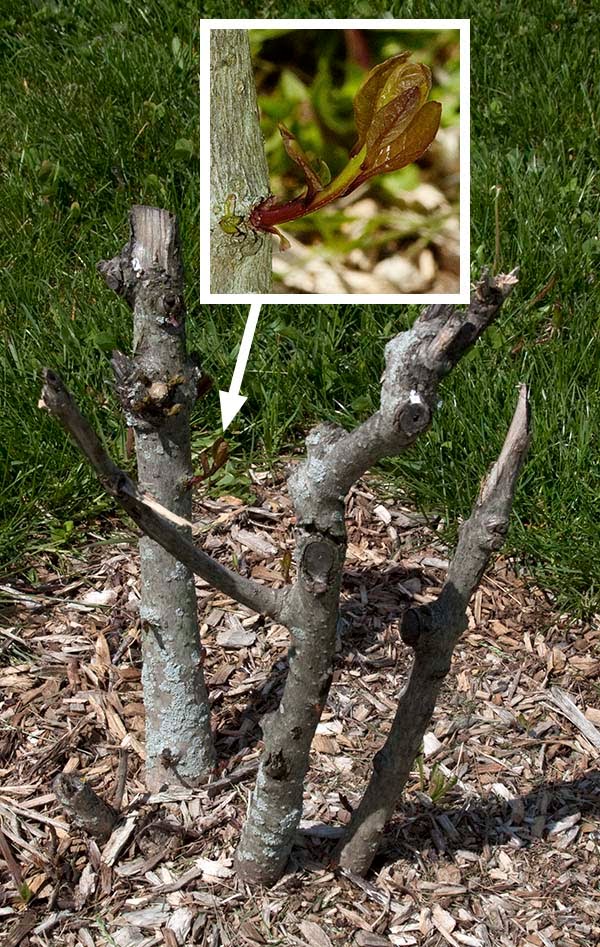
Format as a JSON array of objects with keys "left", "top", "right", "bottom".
[
  {"left": 39, "top": 370, "right": 286, "bottom": 623},
  {"left": 335, "top": 385, "right": 531, "bottom": 874}
]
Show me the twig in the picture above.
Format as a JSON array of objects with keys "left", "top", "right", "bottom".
[
  {"left": 0, "top": 825, "right": 23, "bottom": 890},
  {"left": 111, "top": 749, "right": 129, "bottom": 810},
  {"left": 206, "top": 759, "right": 260, "bottom": 798},
  {"left": 39, "top": 370, "right": 286, "bottom": 623}
]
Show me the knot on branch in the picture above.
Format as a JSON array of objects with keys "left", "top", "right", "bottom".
[
  {"left": 97, "top": 248, "right": 138, "bottom": 308},
  {"left": 265, "top": 749, "right": 289, "bottom": 781},
  {"left": 481, "top": 516, "right": 509, "bottom": 551},
  {"left": 394, "top": 394, "right": 431, "bottom": 435},
  {"left": 400, "top": 604, "right": 434, "bottom": 648},
  {"left": 112, "top": 351, "right": 198, "bottom": 427},
  {"left": 300, "top": 537, "right": 336, "bottom": 594},
  {"left": 157, "top": 291, "right": 185, "bottom": 330}
]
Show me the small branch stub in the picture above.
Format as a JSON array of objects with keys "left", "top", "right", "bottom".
[{"left": 52, "top": 774, "right": 117, "bottom": 841}]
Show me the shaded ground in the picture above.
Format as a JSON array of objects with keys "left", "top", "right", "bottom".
[{"left": 0, "top": 471, "right": 599, "bottom": 946}]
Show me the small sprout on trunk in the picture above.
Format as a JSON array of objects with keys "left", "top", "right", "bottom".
[{"left": 249, "top": 52, "right": 442, "bottom": 245}]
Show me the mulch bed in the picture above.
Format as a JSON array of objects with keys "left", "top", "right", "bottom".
[{"left": 1, "top": 468, "right": 599, "bottom": 946}]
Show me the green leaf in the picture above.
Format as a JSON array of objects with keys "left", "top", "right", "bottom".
[{"left": 19, "top": 881, "right": 33, "bottom": 904}]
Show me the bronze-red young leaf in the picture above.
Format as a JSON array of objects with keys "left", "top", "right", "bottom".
[
  {"left": 278, "top": 122, "right": 323, "bottom": 196},
  {"left": 352, "top": 51, "right": 411, "bottom": 153},
  {"left": 359, "top": 100, "right": 442, "bottom": 181},
  {"left": 362, "top": 86, "right": 421, "bottom": 166}
]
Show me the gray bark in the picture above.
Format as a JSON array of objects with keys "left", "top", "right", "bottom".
[
  {"left": 98, "top": 205, "right": 215, "bottom": 790},
  {"left": 235, "top": 270, "right": 522, "bottom": 885},
  {"left": 335, "top": 385, "right": 530, "bottom": 875},
  {"left": 235, "top": 446, "right": 346, "bottom": 883},
  {"left": 39, "top": 369, "right": 286, "bottom": 621},
  {"left": 52, "top": 774, "right": 117, "bottom": 841},
  {"left": 210, "top": 29, "right": 272, "bottom": 293}
]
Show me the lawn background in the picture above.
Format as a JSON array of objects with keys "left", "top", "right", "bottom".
[{"left": 0, "top": 0, "right": 598, "bottom": 614}]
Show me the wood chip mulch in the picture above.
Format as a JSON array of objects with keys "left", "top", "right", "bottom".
[{"left": 1, "top": 468, "right": 599, "bottom": 947}]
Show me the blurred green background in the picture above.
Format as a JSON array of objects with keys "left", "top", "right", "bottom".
[
  {"left": 249, "top": 27, "right": 459, "bottom": 292},
  {"left": 1, "top": 0, "right": 599, "bottom": 615}
]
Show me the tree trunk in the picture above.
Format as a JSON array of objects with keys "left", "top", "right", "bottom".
[
  {"left": 235, "top": 428, "right": 347, "bottom": 884},
  {"left": 98, "top": 206, "right": 216, "bottom": 790},
  {"left": 210, "top": 29, "right": 272, "bottom": 294}
]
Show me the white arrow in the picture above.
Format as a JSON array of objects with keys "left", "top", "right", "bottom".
[{"left": 219, "top": 302, "right": 261, "bottom": 431}]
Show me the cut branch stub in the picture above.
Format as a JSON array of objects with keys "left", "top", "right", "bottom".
[
  {"left": 52, "top": 774, "right": 117, "bottom": 841},
  {"left": 300, "top": 538, "right": 336, "bottom": 594},
  {"left": 394, "top": 395, "right": 431, "bottom": 436},
  {"left": 400, "top": 603, "right": 433, "bottom": 647}
]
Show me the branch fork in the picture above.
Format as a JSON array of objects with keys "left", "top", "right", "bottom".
[{"left": 41, "top": 224, "right": 527, "bottom": 881}]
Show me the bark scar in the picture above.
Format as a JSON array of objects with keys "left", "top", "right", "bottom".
[
  {"left": 300, "top": 538, "right": 336, "bottom": 594},
  {"left": 265, "top": 749, "right": 289, "bottom": 780}
]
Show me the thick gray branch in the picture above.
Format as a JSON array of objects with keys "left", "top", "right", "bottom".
[
  {"left": 210, "top": 29, "right": 272, "bottom": 293},
  {"left": 289, "top": 270, "right": 519, "bottom": 534},
  {"left": 39, "top": 370, "right": 285, "bottom": 624},
  {"left": 235, "top": 273, "right": 521, "bottom": 886},
  {"left": 235, "top": 528, "right": 344, "bottom": 885},
  {"left": 335, "top": 385, "right": 531, "bottom": 875}
]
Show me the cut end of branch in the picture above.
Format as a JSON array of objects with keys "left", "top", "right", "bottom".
[
  {"left": 400, "top": 604, "right": 433, "bottom": 648},
  {"left": 52, "top": 773, "right": 117, "bottom": 840},
  {"left": 479, "top": 384, "right": 530, "bottom": 506},
  {"left": 475, "top": 266, "right": 519, "bottom": 302}
]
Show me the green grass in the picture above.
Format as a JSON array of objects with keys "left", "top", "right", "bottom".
[{"left": 1, "top": 0, "right": 599, "bottom": 615}]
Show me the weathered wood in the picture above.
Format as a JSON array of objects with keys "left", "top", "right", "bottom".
[
  {"left": 210, "top": 29, "right": 272, "bottom": 293},
  {"left": 548, "top": 686, "right": 600, "bottom": 752},
  {"left": 99, "top": 205, "right": 216, "bottom": 789},
  {"left": 235, "top": 271, "right": 523, "bottom": 885},
  {"left": 335, "top": 385, "right": 531, "bottom": 874},
  {"left": 52, "top": 773, "right": 117, "bottom": 840}
]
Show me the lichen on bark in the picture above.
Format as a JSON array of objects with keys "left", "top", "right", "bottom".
[{"left": 99, "top": 206, "right": 216, "bottom": 790}]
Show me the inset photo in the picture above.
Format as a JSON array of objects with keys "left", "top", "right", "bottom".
[{"left": 200, "top": 18, "right": 469, "bottom": 303}]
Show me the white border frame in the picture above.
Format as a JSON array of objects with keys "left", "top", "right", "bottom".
[{"left": 200, "top": 18, "right": 470, "bottom": 304}]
